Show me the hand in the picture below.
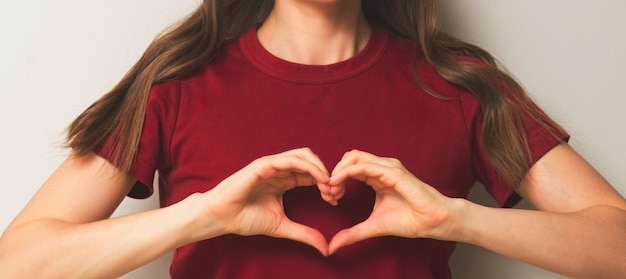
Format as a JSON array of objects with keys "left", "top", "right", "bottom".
[
  {"left": 328, "top": 150, "right": 455, "bottom": 255},
  {"left": 198, "top": 148, "right": 334, "bottom": 255}
]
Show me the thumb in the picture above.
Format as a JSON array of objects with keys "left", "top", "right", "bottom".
[
  {"left": 328, "top": 220, "right": 380, "bottom": 255},
  {"left": 273, "top": 219, "right": 329, "bottom": 256}
]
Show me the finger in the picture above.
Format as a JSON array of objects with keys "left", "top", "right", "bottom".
[
  {"left": 291, "top": 171, "right": 320, "bottom": 187},
  {"left": 332, "top": 150, "right": 398, "bottom": 176},
  {"left": 256, "top": 155, "right": 330, "bottom": 186},
  {"left": 322, "top": 195, "right": 338, "bottom": 206},
  {"left": 328, "top": 219, "right": 382, "bottom": 255},
  {"left": 331, "top": 149, "right": 369, "bottom": 176},
  {"left": 279, "top": 148, "right": 339, "bottom": 204},
  {"left": 316, "top": 180, "right": 347, "bottom": 205},
  {"left": 330, "top": 162, "right": 400, "bottom": 191},
  {"left": 272, "top": 219, "right": 329, "bottom": 256},
  {"left": 331, "top": 183, "right": 346, "bottom": 200},
  {"left": 317, "top": 183, "right": 338, "bottom": 206},
  {"left": 280, "top": 148, "right": 330, "bottom": 176}
]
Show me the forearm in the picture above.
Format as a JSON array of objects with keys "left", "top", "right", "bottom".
[
  {"left": 0, "top": 194, "right": 209, "bottom": 279},
  {"left": 450, "top": 199, "right": 626, "bottom": 278}
]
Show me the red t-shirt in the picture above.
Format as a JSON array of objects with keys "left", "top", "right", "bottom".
[{"left": 99, "top": 24, "right": 565, "bottom": 278}]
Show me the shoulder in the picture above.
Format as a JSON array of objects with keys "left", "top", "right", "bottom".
[{"left": 146, "top": 80, "right": 182, "bottom": 113}]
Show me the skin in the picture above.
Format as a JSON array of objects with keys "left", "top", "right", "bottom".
[
  {"left": 1, "top": 1, "right": 625, "bottom": 278},
  {"left": 0, "top": 149, "right": 334, "bottom": 278},
  {"left": 328, "top": 146, "right": 626, "bottom": 278},
  {"left": 257, "top": 0, "right": 370, "bottom": 65}
]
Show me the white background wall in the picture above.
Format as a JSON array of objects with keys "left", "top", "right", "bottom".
[{"left": 0, "top": 1, "right": 623, "bottom": 278}]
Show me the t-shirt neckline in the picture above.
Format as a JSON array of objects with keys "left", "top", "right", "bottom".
[{"left": 239, "top": 23, "right": 388, "bottom": 84}]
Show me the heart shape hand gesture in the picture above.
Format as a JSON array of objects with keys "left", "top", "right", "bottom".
[{"left": 195, "top": 148, "right": 455, "bottom": 256}]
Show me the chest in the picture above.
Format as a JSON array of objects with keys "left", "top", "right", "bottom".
[{"left": 162, "top": 73, "right": 475, "bottom": 208}]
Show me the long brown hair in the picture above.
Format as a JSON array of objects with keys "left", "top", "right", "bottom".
[{"left": 67, "top": 0, "right": 565, "bottom": 188}]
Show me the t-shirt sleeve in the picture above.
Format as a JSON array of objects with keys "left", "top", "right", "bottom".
[
  {"left": 95, "top": 81, "right": 180, "bottom": 199},
  {"left": 460, "top": 92, "right": 569, "bottom": 208}
]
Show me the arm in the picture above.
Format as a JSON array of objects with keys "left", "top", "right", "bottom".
[
  {"left": 0, "top": 153, "right": 208, "bottom": 279},
  {"left": 456, "top": 144, "right": 626, "bottom": 278},
  {"left": 0, "top": 153, "right": 179, "bottom": 278},
  {"left": 0, "top": 149, "right": 333, "bottom": 278},
  {"left": 328, "top": 146, "right": 626, "bottom": 278}
]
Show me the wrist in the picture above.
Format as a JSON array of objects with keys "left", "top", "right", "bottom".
[
  {"left": 167, "top": 193, "right": 226, "bottom": 247},
  {"left": 431, "top": 198, "right": 484, "bottom": 245}
]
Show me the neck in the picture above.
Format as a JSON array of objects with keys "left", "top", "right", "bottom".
[{"left": 257, "top": 0, "right": 371, "bottom": 65}]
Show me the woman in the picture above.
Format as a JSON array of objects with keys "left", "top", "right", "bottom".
[{"left": 1, "top": 0, "right": 625, "bottom": 278}]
